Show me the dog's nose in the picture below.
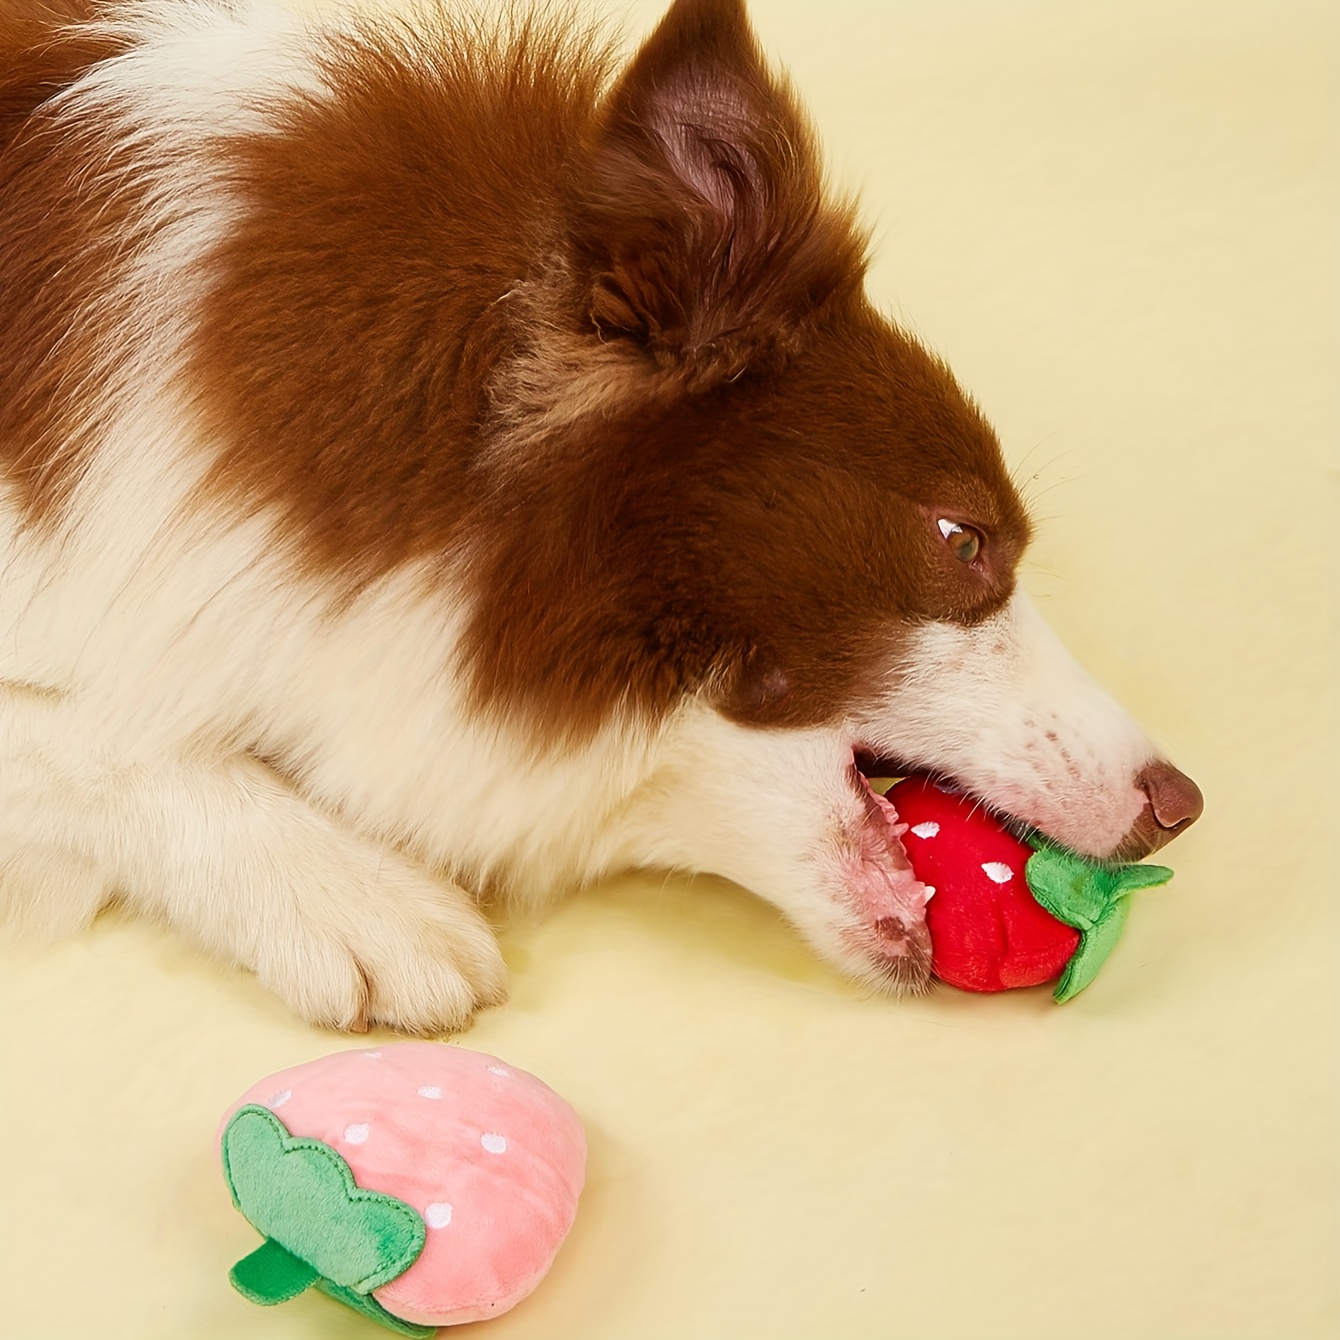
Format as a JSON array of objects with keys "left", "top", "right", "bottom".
[
  {"left": 1111, "top": 761, "right": 1204, "bottom": 860},
  {"left": 1139, "top": 761, "right": 1204, "bottom": 834}
]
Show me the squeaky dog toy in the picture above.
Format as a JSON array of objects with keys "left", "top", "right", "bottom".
[
  {"left": 885, "top": 775, "right": 1174, "bottom": 1001},
  {"left": 219, "top": 1044, "right": 586, "bottom": 1335}
]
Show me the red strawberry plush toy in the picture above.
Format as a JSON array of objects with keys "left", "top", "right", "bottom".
[{"left": 886, "top": 775, "right": 1173, "bottom": 1002}]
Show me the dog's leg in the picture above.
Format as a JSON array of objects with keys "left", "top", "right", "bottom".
[{"left": 0, "top": 684, "right": 506, "bottom": 1032}]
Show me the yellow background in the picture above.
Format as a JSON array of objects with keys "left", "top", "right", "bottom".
[{"left": 2, "top": 1, "right": 1336, "bottom": 1336}]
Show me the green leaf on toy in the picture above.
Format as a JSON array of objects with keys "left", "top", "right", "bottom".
[
  {"left": 1024, "top": 841, "right": 1173, "bottom": 1002},
  {"left": 1111, "top": 861, "right": 1178, "bottom": 895},
  {"left": 221, "top": 1104, "right": 426, "bottom": 1314},
  {"left": 1052, "top": 897, "right": 1130, "bottom": 1003}
]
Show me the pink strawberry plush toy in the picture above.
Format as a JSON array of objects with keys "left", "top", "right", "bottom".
[
  {"left": 886, "top": 774, "right": 1174, "bottom": 1001},
  {"left": 219, "top": 1044, "right": 586, "bottom": 1335}
]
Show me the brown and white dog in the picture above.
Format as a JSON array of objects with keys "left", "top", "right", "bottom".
[{"left": 0, "top": 0, "right": 1201, "bottom": 1031}]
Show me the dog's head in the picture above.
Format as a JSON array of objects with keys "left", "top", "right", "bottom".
[{"left": 472, "top": 0, "right": 1201, "bottom": 987}]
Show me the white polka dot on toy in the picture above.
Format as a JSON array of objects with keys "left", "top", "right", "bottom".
[
  {"left": 344, "top": 1123, "right": 370, "bottom": 1145},
  {"left": 481, "top": 1133, "right": 508, "bottom": 1154},
  {"left": 417, "top": 1085, "right": 442, "bottom": 1099},
  {"left": 910, "top": 821, "right": 940, "bottom": 839},
  {"left": 267, "top": 1089, "right": 291, "bottom": 1109},
  {"left": 982, "top": 862, "right": 1014, "bottom": 884},
  {"left": 424, "top": 1202, "right": 453, "bottom": 1229}
]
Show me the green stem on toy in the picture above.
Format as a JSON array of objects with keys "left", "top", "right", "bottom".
[
  {"left": 1023, "top": 839, "right": 1174, "bottom": 1003},
  {"left": 229, "top": 1237, "right": 320, "bottom": 1306},
  {"left": 229, "top": 1238, "right": 434, "bottom": 1336},
  {"left": 316, "top": 1279, "right": 437, "bottom": 1338}
]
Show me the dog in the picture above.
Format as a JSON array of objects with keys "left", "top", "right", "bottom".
[{"left": 0, "top": 0, "right": 1202, "bottom": 1032}]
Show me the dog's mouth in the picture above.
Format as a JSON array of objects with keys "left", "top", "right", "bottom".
[
  {"left": 852, "top": 749, "right": 926, "bottom": 796},
  {"left": 845, "top": 749, "right": 1063, "bottom": 992},
  {"left": 845, "top": 750, "right": 936, "bottom": 992},
  {"left": 853, "top": 750, "right": 1038, "bottom": 842}
]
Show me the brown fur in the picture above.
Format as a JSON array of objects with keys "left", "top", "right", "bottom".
[
  {"left": 185, "top": 0, "right": 1028, "bottom": 746},
  {"left": 0, "top": 0, "right": 110, "bottom": 144},
  {"left": 0, "top": 0, "right": 138, "bottom": 525},
  {"left": 2, "top": 0, "right": 1029, "bottom": 745}
]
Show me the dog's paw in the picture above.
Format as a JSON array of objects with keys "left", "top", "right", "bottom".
[{"left": 242, "top": 848, "right": 508, "bottom": 1036}]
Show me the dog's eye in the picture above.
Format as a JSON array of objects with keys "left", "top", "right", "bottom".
[{"left": 937, "top": 519, "right": 983, "bottom": 564}]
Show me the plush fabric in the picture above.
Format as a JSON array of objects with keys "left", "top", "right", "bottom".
[
  {"left": 222, "top": 1104, "right": 431, "bottom": 1334},
  {"left": 888, "top": 775, "right": 1172, "bottom": 1000},
  {"left": 890, "top": 775, "right": 1081, "bottom": 992},
  {"left": 1024, "top": 847, "right": 1173, "bottom": 1003},
  {"left": 221, "top": 1044, "right": 586, "bottom": 1329},
  {"left": 223, "top": 1104, "right": 427, "bottom": 1295}
]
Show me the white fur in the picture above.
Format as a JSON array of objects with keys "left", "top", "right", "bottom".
[
  {"left": 67, "top": 0, "right": 331, "bottom": 131},
  {"left": 853, "top": 591, "right": 1156, "bottom": 854},
  {"left": 594, "top": 704, "right": 932, "bottom": 988},
  {"left": 0, "top": 0, "right": 1164, "bottom": 1029}
]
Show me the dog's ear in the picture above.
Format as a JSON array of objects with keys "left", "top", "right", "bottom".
[{"left": 568, "top": 0, "right": 866, "bottom": 385}]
